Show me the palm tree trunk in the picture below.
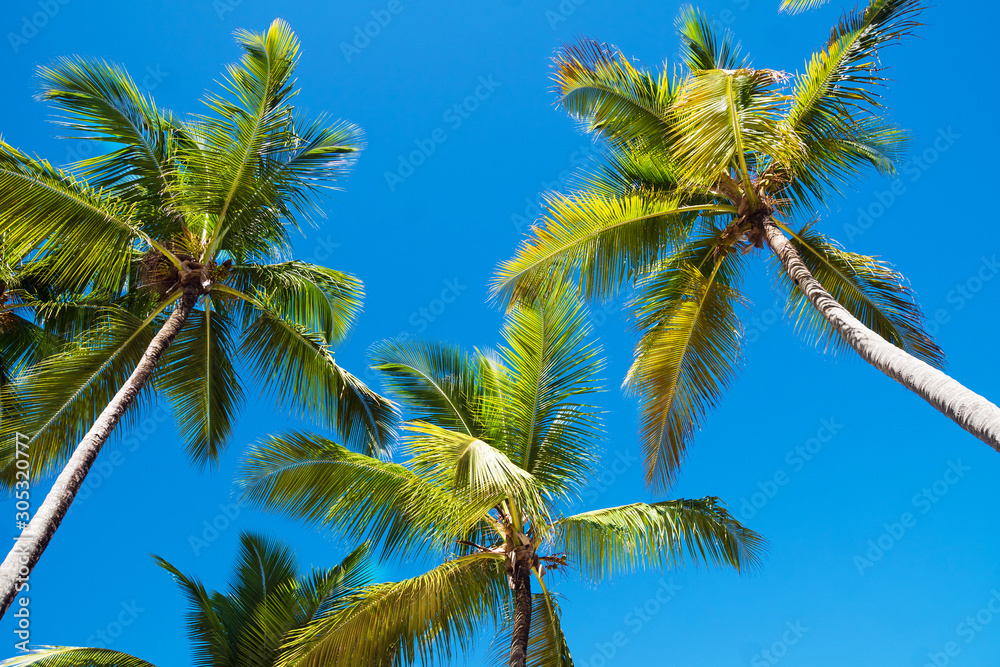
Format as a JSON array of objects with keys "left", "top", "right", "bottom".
[
  {"left": 0, "top": 285, "right": 201, "bottom": 618},
  {"left": 508, "top": 553, "right": 533, "bottom": 667},
  {"left": 764, "top": 219, "right": 1000, "bottom": 451}
]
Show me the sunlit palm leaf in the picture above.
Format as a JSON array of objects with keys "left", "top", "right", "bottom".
[
  {"left": 559, "top": 497, "right": 766, "bottom": 582},
  {"left": 676, "top": 5, "right": 747, "bottom": 71},
  {"left": 625, "top": 233, "right": 749, "bottom": 490},
  {"left": 0, "top": 648, "right": 158, "bottom": 667},
  {"left": 780, "top": 0, "right": 832, "bottom": 12}
]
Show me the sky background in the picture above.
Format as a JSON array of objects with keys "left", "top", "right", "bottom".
[{"left": 2, "top": 0, "right": 1000, "bottom": 665}]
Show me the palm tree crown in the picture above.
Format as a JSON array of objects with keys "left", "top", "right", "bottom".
[{"left": 238, "top": 289, "right": 765, "bottom": 666}]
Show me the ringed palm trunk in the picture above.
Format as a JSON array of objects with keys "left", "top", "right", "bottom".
[
  {"left": 763, "top": 219, "right": 1000, "bottom": 450},
  {"left": 0, "top": 282, "right": 203, "bottom": 618},
  {"left": 508, "top": 550, "right": 533, "bottom": 667}
]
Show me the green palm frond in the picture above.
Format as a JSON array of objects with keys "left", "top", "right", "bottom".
[
  {"left": 237, "top": 431, "right": 479, "bottom": 558},
  {"left": 773, "top": 222, "right": 944, "bottom": 367},
  {"left": 625, "top": 233, "right": 749, "bottom": 490},
  {"left": 157, "top": 298, "right": 244, "bottom": 467},
  {"left": 37, "top": 56, "right": 179, "bottom": 228},
  {"left": 278, "top": 553, "right": 508, "bottom": 667},
  {"left": 153, "top": 557, "right": 234, "bottom": 667},
  {"left": 553, "top": 39, "right": 677, "bottom": 147},
  {"left": 559, "top": 497, "right": 766, "bottom": 582},
  {"left": 228, "top": 261, "right": 363, "bottom": 344},
  {"left": 493, "top": 192, "right": 728, "bottom": 304},
  {"left": 182, "top": 19, "right": 302, "bottom": 260},
  {"left": 779, "top": 0, "right": 831, "bottom": 12},
  {"left": 0, "top": 648, "right": 157, "bottom": 667},
  {"left": 0, "top": 300, "right": 173, "bottom": 484},
  {"left": 497, "top": 289, "right": 603, "bottom": 499},
  {"left": 237, "top": 295, "right": 397, "bottom": 457},
  {"left": 676, "top": 5, "right": 747, "bottom": 71},
  {"left": 371, "top": 338, "right": 491, "bottom": 437},
  {"left": 0, "top": 140, "right": 152, "bottom": 294},
  {"left": 670, "top": 68, "right": 801, "bottom": 191}
]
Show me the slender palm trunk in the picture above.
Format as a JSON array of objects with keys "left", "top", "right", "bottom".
[
  {"left": 0, "top": 285, "right": 201, "bottom": 618},
  {"left": 764, "top": 219, "right": 1000, "bottom": 450},
  {"left": 508, "top": 553, "right": 533, "bottom": 667}
]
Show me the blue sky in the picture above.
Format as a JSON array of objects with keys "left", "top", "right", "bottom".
[{"left": 2, "top": 0, "right": 1000, "bottom": 665}]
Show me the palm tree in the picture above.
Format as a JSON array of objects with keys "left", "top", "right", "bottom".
[
  {"left": 492, "top": 0, "right": 1000, "bottom": 492},
  {"left": 238, "top": 290, "right": 766, "bottom": 667},
  {"left": 0, "top": 20, "right": 396, "bottom": 617},
  {"left": 0, "top": 532, "right": 373, "bottom": 667}
]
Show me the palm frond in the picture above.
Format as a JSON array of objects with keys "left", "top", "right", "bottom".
[
  {"left": 488, "top": 591, "right": 575, "bottom": 667},
  {"left": 780, "top": 0, "right": 832, "bottom": 12},
  {"left": 625, "top": 232, "right": 748, "bottom": 491},
  {"left": 772, "top": 222, "right": 944, "bottom": 367},
  {"left": 0, "top": 648, "right": 157, "bottom": 667},
  {"left": 278, "top": 553, "right": 508, "bottom": 667},
  {"left": 153, "top": 557, "right": 235, "bottom": 667},
  {"left": 553, "top": 39, "right": 677, "bottom": 147},
  {"left": 157, "top": 297, "right": 244, "bottom": 467},
  {"left": 676, "top": 5, "right": 747, "bottom": 71},
  {"left": 559, "top": 497, "right": 766, "bottom": 582}
]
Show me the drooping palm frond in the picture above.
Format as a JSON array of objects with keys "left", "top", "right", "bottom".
[
  {"left": 676, "top": 5, "right": 747, "bottom": 72},
  {"left": 278, "top": 553, "right": 509, "bottom": 667},
  {"left": 772, "top": 222, "right": 944, "bottom": 367},
  {"left": 228, "top": 261, "right": 364, "bottom": 344},
  {"left": 37, "top": 56, "right": 180, "bottom": 231},
  {"left": 237, "top": 432, "right": 480, "bottom": 558},
  {"left": 625, "top": 231, "right": 749, "bottom": 491},
  {"left": 554, "top": 39, "right": 677, "bottom": 149},
  {"left": 0, "top": 648, "right": 158, "bottom": 667},
  {"left": 779, "top": 0, "right": 832, "bottom": 12},
  {"left": 492, "top": 192, "right": 728, "bottom": 305},
  {"left": 153, "top": 558, "right": 234, "bottom": 667},
  {"left": 496, "top": 289, "right": 603, "bottom": 500},
  {"left": 559, "top": 497, "right": 766, "bottom": 582},
  {"left": 157, "top": 298, "right": 244, "bottom": 467},
  {"left": 236, "top": 294, "right": 397, "bottom": 457},
  {"left": 371, "top": 338, "right": 491, "bottom": 437}
]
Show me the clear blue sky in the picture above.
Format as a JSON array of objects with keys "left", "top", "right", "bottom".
[{"left": 2, "top": 1, "right": 1000, "bottom": 665}]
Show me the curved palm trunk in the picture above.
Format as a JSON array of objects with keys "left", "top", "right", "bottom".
[
  {"left": 508, "top": 553, "right": 533, "bottom": 667},
  {"left": 0, "top": 285, "right": 201, "bottom": 618},
  {"left": 764, "top": 219, "right": 1000, "bottom": 451}
]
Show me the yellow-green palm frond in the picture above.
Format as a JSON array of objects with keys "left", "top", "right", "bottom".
[
  {"left": 0, "top": 140, "right": 150, "bottom": 294},
  {"left": 625, "top": 232, "right": 749, "bottom": 491},
  {"left": 676, "top": 5, "right": 747, "bottom": 72},
  {"left": 553, "top": 39, "right": 677, "bottom": 148},
  {"left": 772, "top": 222, "right": 944, "bottom": 367},
  {"left": 496, "top": 289, "right": 603, "bottom": 501},
  {"left": 670, "top": 68, "right": 802, "bottom": 192},
  {"left": 228, "top": 261, "right": 364, "bottom": 345},
  {"left": 278, "top": 553, "right": 508, "bottom": 667},
  {"left": 492, "top": 191, "right": 728, "bottom": 305},
  {"left": 237, "top": 431, "right": 481, "bottom": 559},
  {"left": 37, "top": 56, "right": 180, "bottom": 232},
  {"left": 156, "top": 297, "right": 244, "bottom": 468},
  {"left": 236, "top": 292, "right": 398, "bottom": 457},
  {"left": 558, "top": 497, "right": 766, "bottom": 582},
  {"left": 780, "top": 0, "right": 832, "bottom": 12},
  {"left": 0, "top": 648, "right": 157, "bottom": 667},
  {"left": 371, "top": 338, "right": 493, "bottom": 438}
]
